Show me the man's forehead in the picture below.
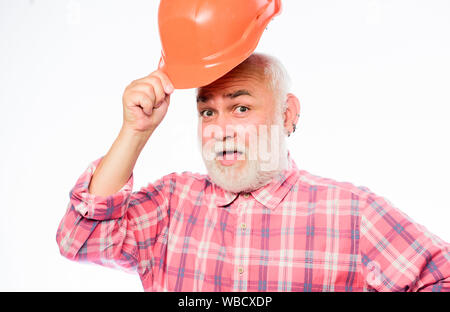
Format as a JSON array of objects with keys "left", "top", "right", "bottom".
[{"left": 197, "top": 74, "right": 266, "bottom": 102}]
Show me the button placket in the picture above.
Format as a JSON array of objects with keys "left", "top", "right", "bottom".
[
  {"left": 235, "top": 196, "right": 249, "bottom": 287},
  {"left": 237, "top": 200, "right": 247, "bottom": 228}
]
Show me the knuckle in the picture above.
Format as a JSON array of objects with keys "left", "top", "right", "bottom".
[
  {"left": 132, "top": 83, "right": 155, "bottom": 97},
  {"left": 144, "top": 91, "right": 156, "bottom": 104},
  {"left": 141, "top": 83, "right": 155, "bottom": 96},
  {"left": 154, "top": 69, "right": 168, "bottom": 80},
  {"left": 148, "top": 76, "right": 163, "bottom": 89}
]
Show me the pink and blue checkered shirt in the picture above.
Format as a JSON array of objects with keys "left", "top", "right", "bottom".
[{"left": 56, "top": 154, "right": 450, "bottom": 291}]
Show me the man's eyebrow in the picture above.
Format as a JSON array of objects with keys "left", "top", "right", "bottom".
[
  {"left": 196, "top": 94, "right": 210, "bottom": 103},
  {"left": 224, "top": 89, "right": 252, "bottom": 99},
  {"left": 197, "top": 89, "right": 252, "bottom": 103}
]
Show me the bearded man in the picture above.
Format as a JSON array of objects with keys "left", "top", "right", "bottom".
[{"left": 56, "top": 53, "right": 449, "bottom": 292}]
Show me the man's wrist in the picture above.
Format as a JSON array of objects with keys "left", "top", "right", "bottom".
[
  {"left": 119, "top": 125, "right": 153, "bottom": 152},
  {"left": 120, "top": 124, "right": 153, "bottom": 140}
]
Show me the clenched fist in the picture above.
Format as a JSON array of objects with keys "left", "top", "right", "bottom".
[{"left": 122, "top": 70, "right": 174, "bottom": 134}]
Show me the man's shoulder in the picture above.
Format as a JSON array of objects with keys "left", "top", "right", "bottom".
[{"left": 296, "top": 168, "right": 375, "bottom": 199}]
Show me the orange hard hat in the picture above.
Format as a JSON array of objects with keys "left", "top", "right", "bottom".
[{"left": 157, "top": 0, "right": 282, "bottom": 89}]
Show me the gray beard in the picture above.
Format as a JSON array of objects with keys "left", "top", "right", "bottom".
[{"left": 202, "top": 136, "right": 288, "bottom": 193}]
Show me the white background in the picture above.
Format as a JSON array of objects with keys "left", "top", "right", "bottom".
[{"left": 0, "top": 0, "right": 449, "bottom": 291}]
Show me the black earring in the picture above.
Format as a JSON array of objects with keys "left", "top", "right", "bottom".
[{"left": 292, "top": 123, "right": 297, "bottom": 133}]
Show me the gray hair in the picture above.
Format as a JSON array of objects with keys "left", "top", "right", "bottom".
[
  {"left": 197, "top": 53, "right": 291, "bottom": 113},
  {"left": 246, "top": 53, "right": 291, "bottom": 113}
]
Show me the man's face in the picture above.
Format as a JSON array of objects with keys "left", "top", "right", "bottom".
[{"left": 197, "top": 69, "right": 288, "bottom": 193}]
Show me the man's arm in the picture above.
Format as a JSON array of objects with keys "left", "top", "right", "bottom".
[
  {"left": 87, "top": 126, "right": 151, "bottom": 197},
  {"left": 56, "top": 70, "right": 175, "bottom": 274},
  {"left": 89, "top": 70, "right": 174, "bottom": 197},
  {"left": 359, "top": 193, "right": 450, "bottom": 292}
]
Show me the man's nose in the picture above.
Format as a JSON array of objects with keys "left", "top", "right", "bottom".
[{"left": 214, "top": 113, "right": 237, "bottom": 141}]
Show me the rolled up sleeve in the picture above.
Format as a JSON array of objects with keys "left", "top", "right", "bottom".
[
  {"left": 71, "top": 157, "right": 133, "bottom": 221},
  {"left": 56, "top": 156, "right": 138, "bottom": 273}
]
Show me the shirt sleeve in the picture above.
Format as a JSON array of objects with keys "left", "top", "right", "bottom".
[
  {"left": 359, "top": 193, "right": 450, "bottom": 292},
  {"left": 56, "top": 156, "right": 173, "bottom": 277}
]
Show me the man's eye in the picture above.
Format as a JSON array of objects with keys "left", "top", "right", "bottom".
[
  {"left": 201, "top": 110, "right": 214, "bottom": 117},
  {"left": 235, "top": 106, "right": 249, "bottom": 113}
]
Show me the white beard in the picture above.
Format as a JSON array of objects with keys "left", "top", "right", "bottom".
[{"left": 199, "top": 115, "right": 288, "bottom": 193}]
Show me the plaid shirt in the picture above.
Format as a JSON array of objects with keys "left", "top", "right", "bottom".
[{"left": 56, "top": 154, "right": 450, "bottom": 292}]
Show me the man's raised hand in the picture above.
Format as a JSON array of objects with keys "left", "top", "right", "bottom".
[{"left": 122, "top": 70, "right": 174, "bottom": 135}]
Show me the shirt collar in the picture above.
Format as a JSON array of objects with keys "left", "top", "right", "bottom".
[{"left": 211, "top": 152, "right": 300, "bottom": 210}]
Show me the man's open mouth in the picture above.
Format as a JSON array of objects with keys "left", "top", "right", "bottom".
[{"left": 216, "top": 150, "right": 244, "bottom": 160}]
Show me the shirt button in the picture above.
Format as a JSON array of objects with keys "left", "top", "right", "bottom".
[
  {"left": 243, "top": 193, "right": 250, "bottom": 199},
  {"left": 238, "top": 267, "right": 244, "bottom": 275},
  {"left": 241, "top": 223, "right": 247, "bottom": 230}
]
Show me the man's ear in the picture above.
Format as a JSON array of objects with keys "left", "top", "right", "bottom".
[{"left": 283, "top": 93, "right": 300, "bottom": 136}]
